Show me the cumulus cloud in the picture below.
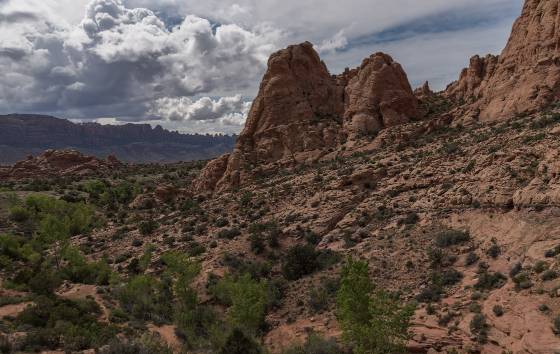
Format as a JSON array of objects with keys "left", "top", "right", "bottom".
[
  {"left": 0, "top": 0, "right": 279, "bottom": 131},
  {"left": 149, "top": 95, "right": 251, "bottom": 122},
  {"left": 315, "top": 30, "right": 348, "bottom": 54}
]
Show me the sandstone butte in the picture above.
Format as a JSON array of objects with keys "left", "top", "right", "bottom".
[
  {"left": 195, "top": 0, "right": 560, "bottom": 194},
  {"left": 0, "top": 149, "right": 122, "bottom": 179}
]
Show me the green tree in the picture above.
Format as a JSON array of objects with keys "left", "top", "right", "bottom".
[
  {"left": 38, "top": 215, "right": 69, "bottom": 269},
  {"left": 336, "top": 258, "right": 414, "bottom": 354}
]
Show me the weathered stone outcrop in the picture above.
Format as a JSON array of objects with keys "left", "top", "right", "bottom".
[
  {"left": 195, "top": 42, "right": 419, "bottom": 192},
  {"left": 0, "top": 149, "right": 122, "bottom": 179},
  {"left": 342, "top": 52, "right": 419, "bottom": 140},
  {"left": 447, "top": 0, "right": 560, "bottom": 120}
]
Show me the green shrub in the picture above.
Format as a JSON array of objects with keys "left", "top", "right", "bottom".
[
  {"left": 512, "top": 272, "right": 533, "bottom": 289},
  {"left": 9, "top": 206, "right": 30, "bottom": 222},
  {"left": 212, "top": 274, "right": 269, "bottom": 335},
  {"left": 416, "top": 284, "right": 443, "bottom": 303},
  {"left": 533, "top": 261, "right": 549, "bottom": 274},
  {"left": 486, "top": 243, "right": 501, "bottom": 259},
  {"left": 545, "top": 245, "right": 560, "bottom": 258},
  {"left": 308, "top": 286, "right": 329, "bottom": 313},
  {"left": 541, "top": 270, "right": 558, "bottom": 281},
  {"left": 139, "top": 220, "right": 158, "bottom": 235},
  {"left": 218, "top": 227, "right": 241, "bottom": 239},
  {"left": 0, "top": 334, "right": 11, "bottom": 354},
  {"left": 435, "top": 230, "right": 470, "bottom": 248},
  {"left": 282, "top": 245, "right": 319, "bottom": 280},
  {"left": 492, "top": 305, "right": 504, "bottom": 317},
  {"left": 250, "top": 233, "right": 266, "bottom": 254},
  {"left": 222, "top": 254, "right": 271, "bottom": 279},
  {"left": 465, "top": 252, "right": 478, "bottom": 266},
  {"left": 397, "top": 213, "right": 419, "bottom": 226},
  {"left": 17, "top": 296, "right": 116, "bottom": 352},
  {"left": 433, "top": 269, "right": 463, "bottom": 286},
  {"left": 218, "top": 328, "right": 263, "bottom": 354},
  {"left": 470, "top": 314, "right": 488, "bottom": 343},
  {"left": 28, "top": 270, "right": 62, "bottom": 295},
  {"left": 475, "top": 272, "right": 507, "bottom": 290},
  {"left": 117, "top": 275, "right": 172, "bottom": 322}
]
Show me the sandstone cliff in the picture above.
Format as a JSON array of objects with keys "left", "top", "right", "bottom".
[
  {"left": 196, "top": 43, "right": 419, "bottom": 192},
  {"left": 446, "top": 0, "right": 560, "bottom": 120}
]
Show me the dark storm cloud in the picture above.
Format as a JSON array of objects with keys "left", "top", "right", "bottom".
[{"left": 0, "top": 0, "right": 276, "bottom": 125}]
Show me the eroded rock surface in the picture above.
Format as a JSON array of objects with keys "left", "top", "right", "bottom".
[{"left": 447, "top": 0, "right": 560, "bottom": 120}]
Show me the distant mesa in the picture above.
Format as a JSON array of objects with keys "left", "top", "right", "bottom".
[{"left": 0, "top": 114, "right": 236, "bottom": 164}]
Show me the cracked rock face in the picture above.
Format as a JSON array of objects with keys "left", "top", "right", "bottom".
[
  {"left": 447, "top": 0, "right": 560, "bottom": 121},
  {"left": 195, "top": 43, "right": 419, "bottom": 192}
]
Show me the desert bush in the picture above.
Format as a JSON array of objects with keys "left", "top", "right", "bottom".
[
  {"left": 17, "top": 296, "right": 116, "bottom": 352},
  {"left": 308, "top": 286, "right": 330, "bottom": 313},
  {"left": 435, "top": 230, "right": 470, "bottom": 248},
  {"left": 512, "top": 272, "right": 533, "bottom": 290},
  {"left": 545, "top": 245, "right": 560, "bottom": 258},
  {"left": 469, "top": 313, "right": 488, "bottom": 343},
  {"left": 117, "top": 275, "right": 173, "bottom": 322},
  {"left": 475, "top": 271, "right": 507, "bottom": 290},
  {"left": 138, "top": 220, "right": 158, "bottom": 235},
  {"left": 218, "top": 328, "right": 263, "bottom": 354},
  {"left": 9, "top": 206, "right": 30, "bottom": 222},
  {"left": 281, "top": 333, "right": 345, "bottom": 354},
  {"left": 282, "top": 245, "right": 319, "bottom": 280},
  {"left": 541, "top": 270, "right": 558, "bottom": 281},
  {"left": 533, "top": 261, "right": 549, "bottom": 274},
  {"left": 218, "top": 227, "right": 241, "bottom": 240},
  {"left": 492, "top": 305, "right": 504, "bottom": 317},
  {"left": 509, "top": 262, "right": 522, "bottom": 278},
  {"left": 486, "top": 242, "right": 501, "bottom": 259},
  {"left": 465, "top": 252, "right": 479, "bottom": 266},
  {"left": 397, "top": 213, "right": 419, "bottom": 226},
  {"left": 222, "top": 253, "right": 272, "bottom": 279},
  {"left": 433, "top": 269, "right": 463, "bottom": 287},
  {"left": 60, "top": 246, "right": 112, "bottom": 285}
]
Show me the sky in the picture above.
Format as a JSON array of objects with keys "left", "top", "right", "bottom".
[{"left": 0, "top": 0, "right": 523, "bottom": 134}]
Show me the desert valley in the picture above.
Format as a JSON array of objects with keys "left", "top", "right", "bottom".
[{"left": 2, "top": 0, "right": 560, "bottom": 353}]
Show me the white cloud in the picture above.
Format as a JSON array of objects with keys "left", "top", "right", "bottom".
[
  {"left": 149, "top": 95, "right": 251, "bottom": 122},
  {"left": 315, "top": 30, "right": 348, "bottom": 54},
  {"left": 0, "top": 0, "right": 279, "bottom": 129},
  {"left": 0, "top": 0, "right": 524, "bottom": 134}
]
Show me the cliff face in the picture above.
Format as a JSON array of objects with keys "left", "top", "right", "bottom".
[
  {"left": 0, "top": 114, "right": 236, "bottom": 163},
  {"left": 197, "top": 43, "right": 420, "bottom": 192},
  {"left": 446, "top": 0, "right": 560, "bottom": 120}
]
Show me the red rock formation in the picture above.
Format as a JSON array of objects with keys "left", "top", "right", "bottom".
[
  {"left": 447, "top": 0, "right": 560, "bottom": 120},
  {"left": 235, "top": 41, "right": 345, "bottom": 165},
  {"left": 342, "top": 53, "right": 419, "bottom": 139},
  {"left": 194, "top": 42, "right": 419, "bottom": 192},
  {"left": 0, "top": 149, "right": 122, "bottom": 179}
]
